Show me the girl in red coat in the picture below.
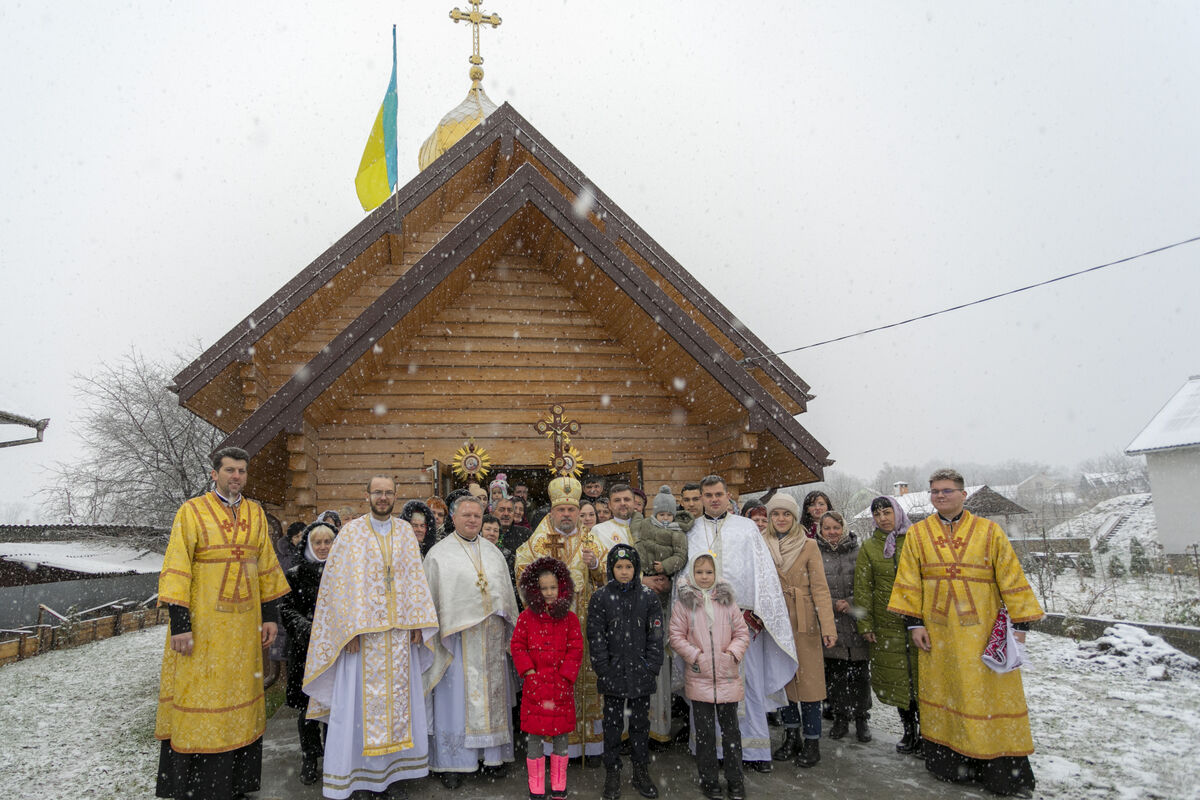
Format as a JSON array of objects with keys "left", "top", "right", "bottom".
[{"left": 511, "top": 556, "right": 584, "bottom": 800}]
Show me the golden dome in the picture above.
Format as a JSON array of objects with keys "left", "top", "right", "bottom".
[{"left": 418, "top": 81, "right": 498, "bottom": 170}]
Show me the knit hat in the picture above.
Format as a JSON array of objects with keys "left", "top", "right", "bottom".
[
  {"left": 652, "top": 485, "right": 676, "bottom": 515},
  {"left": 765, "top": 493, "right": 800, "bottom": 519}
]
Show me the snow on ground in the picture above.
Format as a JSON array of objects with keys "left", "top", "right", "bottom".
[
  {"left": 2, "top": 626, "right": 1199, "bottom": 799},
  {"left": 0, "top": 626, "right": 162, "bottom": 799},
  {"left": 1041, "top": 572, "right": 1196, "bottom": 624},
  {"left": 1048, "top": 493, "right": 1157, "bottom": 552},
  {"left": 1027, "top": 629, "right": 1200, "bottom": 800}
]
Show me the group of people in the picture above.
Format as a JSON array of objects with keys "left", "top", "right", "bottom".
[{"left": 153, "top": 450, "right": 1043, "bottom": 800}]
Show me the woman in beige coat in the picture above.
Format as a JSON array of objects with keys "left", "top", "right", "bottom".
[{"left": 763, "top": 493, "right": 836, "bottom": 768}]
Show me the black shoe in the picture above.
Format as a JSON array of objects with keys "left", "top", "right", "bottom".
[
  {"left": 482, "top": 763, "right": 510, "bottom": 780},
  {"left": 771, "top": 729, "right": 801, "bottom": 761},
  {"left": 743, "top": 760, "right": 772, "bottom": 774},
  {"left": 727, "top": 784, "right": 745, "bottom": 800},
  {"left": 766, "top": 711, "right": 780, "bottom": 728},
  {"left": 631, "top": 763, "right": 659, "bottom": 799},
  {"left": 855, "top": 717, "right": 872, "bottom": 743},
  {"left": 648, "top": 737, "right": 670, "bottom": 752},
  {"left": 700, "top": 782, "right": 723, "bottom": 800},
  {"left": 584, "top": 755, "right": 604, "bottom": 768},
  {"left": 794, "top": 738, "right": 820, "bottom": 769},
  {"left": 897, "top": 709, "right": 919, "bottom": 754},
  {"left": 300, "top": 755, "right": 320, "bottom": 785},
  {"left": 439, "top": 772, "right": 463, "bottom": 789},
  {"left": 828, "top": 719, "right": 849, "bottom": 740},
  {"left": 822, "top": 704, "right": 834, "bottom": 721},
  {"left": 387, "top": 784, "right": 409, "bottom": 800},
  {"left": 673, "top": 723, "right": 691, "bottom": 744},
  {"left": 911, "top": 737, "right": 924, "bottom": 758},
  {"left": 603, "top": 767, "right": 622, "bottom": 800}
]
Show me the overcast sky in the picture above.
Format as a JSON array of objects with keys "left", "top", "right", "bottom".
[{"left": 2, "top": 2, "right": 1198, "bottom": 521}]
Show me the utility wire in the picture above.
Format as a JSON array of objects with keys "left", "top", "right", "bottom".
[{"left": 740, "top": 235, "right": 1200, "bottom": 364}]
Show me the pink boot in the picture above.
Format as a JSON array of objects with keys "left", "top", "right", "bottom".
[
  {"left": 550, "top": 753, "right": 569, "bottom": 800},
  {"left": 527, "top": 756, "right": 547, "bottom": 800}
]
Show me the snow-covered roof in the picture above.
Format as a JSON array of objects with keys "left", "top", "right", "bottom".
[
  {"left": 1126, "top": 374, "right": 1200, "bottom": 454},
  {"left": 0, "top": 541, "right": 163, "bottom": 575}
]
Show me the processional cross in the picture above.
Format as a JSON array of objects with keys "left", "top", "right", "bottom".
[
  {"left": 449, "top": 0, "right": 502, "bottom": 85},
  {"left": 535, "top": 403, "right": 581, "bottom": 470}
]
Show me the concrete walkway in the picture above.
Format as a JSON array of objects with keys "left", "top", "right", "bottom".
[{"left": 258, "top": 708, "right": 997, "bottom": 800}]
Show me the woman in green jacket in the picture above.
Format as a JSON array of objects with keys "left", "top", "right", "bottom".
[{"left": 853, "top": 495, "right": 921, "bottom": 755}]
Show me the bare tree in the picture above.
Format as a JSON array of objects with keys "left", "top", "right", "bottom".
[{"left": 40, "top": 349, "right": 223, "bottom": 527}]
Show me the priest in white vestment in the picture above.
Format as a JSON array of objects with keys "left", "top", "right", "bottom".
[
  {"left": 303, "top": 476, "right": 440, "bottom": 800},
  {"left": 682, "top": 475, "right": 797, "bottom": 770},
  {"left": 514, "top": 476, "right": 607, "bottom": 757},
  {"left": 423, "top": 493, "right": 520, "bottom": 788}
]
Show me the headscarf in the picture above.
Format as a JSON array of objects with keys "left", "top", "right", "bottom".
[
  {"left": 872, "top": 495, "right": 912, "bottom": 558},
  {"left": 301, "top": 522, "right": 337, "bottom": 563}
]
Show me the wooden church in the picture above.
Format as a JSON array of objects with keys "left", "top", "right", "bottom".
[{"left": 170, "top": 36, "right": 831, "bottom": 521}]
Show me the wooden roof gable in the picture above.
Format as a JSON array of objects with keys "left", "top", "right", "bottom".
[
  {"left": 213, "top": 162, "right": 829, "bottom": 479},
  {"left": 172, "top": 104, "right": 813, "bottom": 423}
]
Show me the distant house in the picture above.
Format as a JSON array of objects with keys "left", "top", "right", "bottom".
[
  {"left": 851, "top": 485, "right": 1032, "bottom": 537},
  {"left": 1079, "top": 469, "right": 1149, "bottom": 500},
  {"left": 1126, "top": 374, "right": 1200, "bottom": 560}
]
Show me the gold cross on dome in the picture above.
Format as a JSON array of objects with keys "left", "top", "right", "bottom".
[{"left": 449, "top": 0, "right": 502, "bottom": 85}]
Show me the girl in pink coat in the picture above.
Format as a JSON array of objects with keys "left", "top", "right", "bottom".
[{"left": 669, "top": 555, "right": 751, "bottom": 800}]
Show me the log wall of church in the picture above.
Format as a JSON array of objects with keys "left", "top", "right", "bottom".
[{"left": 306, "top": 252, "right": 730, "bottom": 510}]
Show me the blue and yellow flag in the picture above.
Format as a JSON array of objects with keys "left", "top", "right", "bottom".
[{"left": 355, "top": 25, "right": 399, "bottom": 212}]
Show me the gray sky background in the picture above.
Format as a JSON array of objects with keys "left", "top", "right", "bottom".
[{"left": 2, "top": 2, "right": 1198, "bottom": 520}]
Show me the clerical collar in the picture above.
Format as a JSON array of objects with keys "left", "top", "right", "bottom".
[
  {"left": 213, "top": 489, "right": 241, "bottom": 508},
  {"left": 454, "top": 531, "right": 480, "bottom": 543},
  {"left": 703, "top": 511, "right": 728, "bottom": 521},
  {"left": 612, "top": 516, "right": 631, "bottom": 525},
  {"left": 369, "top": 515, "right": 392, "bottom": 532},
  {"left": 937, "top": 511, "right": 965, "bottom": 524}
]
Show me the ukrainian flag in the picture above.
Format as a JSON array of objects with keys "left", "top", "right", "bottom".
[{"left": 355, "top": 25, "right": 399, "bottom": 212}]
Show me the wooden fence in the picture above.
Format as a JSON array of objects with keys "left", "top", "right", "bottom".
[{"left": 0, "top": 606, "right": 167, "bottom": 667}]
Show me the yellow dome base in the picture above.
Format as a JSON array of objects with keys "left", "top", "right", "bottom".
[{"left": 418, "top": 84, "right": 498, "bottom": 170}]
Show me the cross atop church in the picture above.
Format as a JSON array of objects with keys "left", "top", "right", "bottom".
[{"left": 449, "top": 0, "right": 502, "bottom": 85}]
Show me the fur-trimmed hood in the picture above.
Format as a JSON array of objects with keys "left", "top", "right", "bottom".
[
  {"left": 518, "top": 556, "right": 575, "bottom": 619},
  {"left": 675, "top": 573, "right": 736, "bottom": 609}
]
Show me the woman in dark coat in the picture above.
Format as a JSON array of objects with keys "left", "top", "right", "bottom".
[
  {"left": 279, "top": 520, "right": 337, "bottom": 785},
  {"left": 815, "top": 511, "right": 873, "bottom": 743}
]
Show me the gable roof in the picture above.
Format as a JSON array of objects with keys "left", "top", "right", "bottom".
[
  {"left": 171, "top": 104, "right": 812, "bottom": 416},
  {"left": 1126, "top": 375, "right": 1200, "bottom": 455},
  {"left": 213, "top": 161, "right": 829, "bottom": 477}
]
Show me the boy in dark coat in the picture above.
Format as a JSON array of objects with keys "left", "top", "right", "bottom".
[{"left": 587, "top": 544, "right": 664, "bottom": 800}]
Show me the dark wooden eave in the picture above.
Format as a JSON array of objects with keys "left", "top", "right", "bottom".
[
  {"left": 173, "top": 103, "right": 810, "bottom": 414},
  {"left": 218, "top": 162, "right": 829, "bottom": 477}
]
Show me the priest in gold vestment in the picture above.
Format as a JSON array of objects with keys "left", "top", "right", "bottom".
[
  {"left": 304, "top": 475, "right": 440, "bottom": 800},
  {"left": 514, "top": 476, "right": 613, "bottom": 758},
  {"left": 155, "top": 447, "right": 291, "bottom": 800},
  {"left": 423, "top": 494, "right": 520, "bottom": 787},
  {"left": 888, "top": 469, "right": 1043, "bottom": 798}
]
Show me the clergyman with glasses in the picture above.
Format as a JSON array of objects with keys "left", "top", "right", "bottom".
[
  {"left": 887, "top": 468, "right": 1044, "bottom": 798},
  {"left": 302, "top": 475, "right": 440, "bottom": 799}
]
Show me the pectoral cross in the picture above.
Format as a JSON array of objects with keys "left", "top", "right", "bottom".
[
  {"left": 535, "top": 404, "right": 581, "bottom": 469},
  {"left": 449, "top": 0, "right": 502, "bottom": 85}
]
